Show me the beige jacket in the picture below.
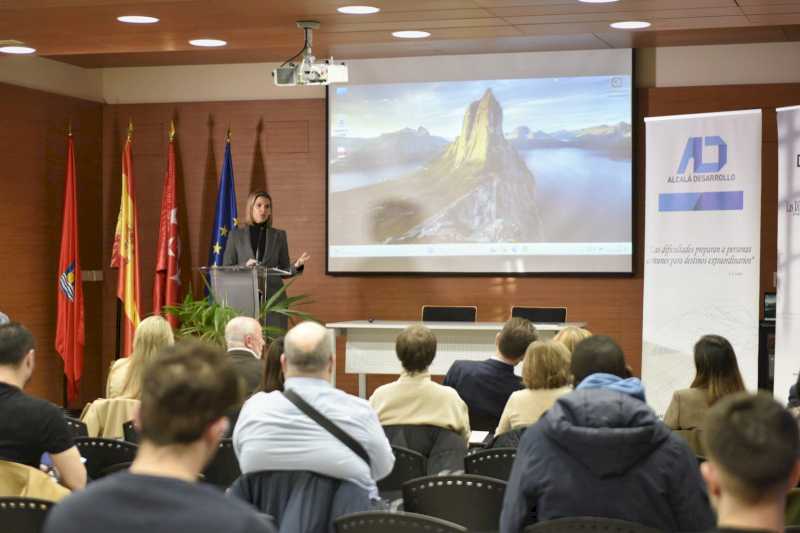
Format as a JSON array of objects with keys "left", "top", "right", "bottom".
[
  {"left": 663, "top": 387, "right": 709, "bottom": 455},
  {"left": 80, "top": 398, "right": 140, "bottom": 439},
  {"left": 105, "top": 358, "right": 130, "bottom": 399},
  {"left": 369, "top": 371, "right": 471, "bottom": 441},
  {"left": 495, "top": 386, "right": 572, "bottom": 436},
  {"left": 0, "top": 460, "right": 71, "bottom": 502}
]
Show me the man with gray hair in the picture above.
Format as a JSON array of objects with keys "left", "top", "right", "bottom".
[
  {"left": 225, "top": 316, "right": 265, "bottom": 396},
  {"left": 233, "top": 321, "right": 394, "bottom": 499}
]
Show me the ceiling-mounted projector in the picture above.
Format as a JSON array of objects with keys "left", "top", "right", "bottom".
[{"left": 273, "top": 21, "right": 348, "bottom": 86}]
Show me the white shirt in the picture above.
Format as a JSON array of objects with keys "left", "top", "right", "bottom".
[{"left": 233, "top": 377, "right": 395, "bottom": 497}]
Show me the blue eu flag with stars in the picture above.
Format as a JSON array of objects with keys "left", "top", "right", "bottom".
[{"left": 207, "top": 134, "right": 238, "bottom": 267}]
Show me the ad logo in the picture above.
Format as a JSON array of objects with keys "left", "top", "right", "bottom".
[{"left": 677, "top": 136, "right": 727, "bottom": 174}]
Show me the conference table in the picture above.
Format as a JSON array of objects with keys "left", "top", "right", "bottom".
[{"left": 326, "top": 320, "right": 585, "bottom": 398}]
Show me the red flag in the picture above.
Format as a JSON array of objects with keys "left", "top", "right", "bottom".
[
  {"left": 153, "top": 121, "right": 181, "bottom": 326},
  {"left": 110, "top": 121, "right": 141, "bottom": 357},
  {"left": 55, "top": 131, "right": 85, "bottom": 403}
]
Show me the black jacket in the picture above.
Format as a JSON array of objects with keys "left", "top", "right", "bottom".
[
  {"left": 443, "top": 359, "right": 523, "bottom": 432},
  {"left": 228, "top": 349, "right": 264, "bottom": 397},
  {"left": 500, "top": 388, "right": 715, "bottom": 533}
]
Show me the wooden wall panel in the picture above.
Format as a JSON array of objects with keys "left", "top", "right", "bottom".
[{"left": 0, "top": 82, "right": 103, "bottom": 406}]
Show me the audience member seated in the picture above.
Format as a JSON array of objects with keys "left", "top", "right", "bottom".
[
  {"left": 225, "top": 316, "right": 266, "bottom": 397},
  {"left": 106, "top": 315, "right": 174, "bottom": 399},
  {"left": 43, "top": 341, "right": 276, "bottom": 533},
  {"left": 664, "top": 334, "right": 745, "bottom": 455},
  {"left": 234, "top": 322, "right": 394, "bottom": 500},
  {"left": 552, "top": 325, "right": 592, "bottom": 353},
  {"left": 79, "top": 396, "right": 139, "bottom": 439},
  {"left": 0, "top": 322, "right": 86, "bottom": 491},
  {"left": 701, "top": 391, "right": 799, "bottom": 533},
  {"left": 443, "top": 317, "right": 537, "bottom": 432},
  {"left": 495, "top": 340, "right": 572, "bottom": 436},
  {"left": 369, "top": 324, "right": 469, "bottom": 474},
  {"left": 261, "top": 336, "right": 285, "bottom": 393},
  {"left": 500, "top": 335, "right": 714, "bottom": 533},
  {"left": 370, "top": 325, "right": 470, "bottom": 440}
]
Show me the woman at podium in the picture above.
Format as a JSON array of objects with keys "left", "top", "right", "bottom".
[{"left": 223, "top": 190, "right": 309, "bottom": 330}]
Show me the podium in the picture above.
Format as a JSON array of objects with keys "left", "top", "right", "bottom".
[{"left": 199, "top": 265, "right": 289, "bottom": 319}]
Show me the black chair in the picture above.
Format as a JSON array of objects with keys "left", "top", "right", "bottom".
[
  {"left": 335, "top": 511, "right": 467, "bottom": 533},
  {"left": 464, "top": 447, "right": 516, "bottom": 481},
  {"left": 421, "top": 306, "right": 477, "bottom": 322},
  {"left": 490, "top": 426, "right": 528, "bottom": 449},
  {"left": 0, "top": 497, "right": 54, "bottom": 533},
  {"left": 377, "top": 446, "right": 426, "bottom": 500},
  {"left": 382, "top": 425, "right": 467, "bottom": 476},
  {"left": 524, "top": 517, "right": 662, "bottom": 532},
  {"left": 74, "top": 437, "right": 138, "bottom": 480},
  {"left": 511, "top": 307, "right": 567, "bottom": 323},
  {"left": 402, "top": 474, "right": 506, "bottom": 531},
  {"left": 122, "top": 420, "right": 139, "bottom": 444},
  {"left": 201, "top": 438, "right": 241, "bottom": 489},
  {"left": 64, "top": 416, "right": 88, "bottom": 438}
]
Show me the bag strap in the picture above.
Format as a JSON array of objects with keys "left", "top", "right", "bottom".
[{"left": 282, "top": 389, "right": 371, "bottom": 468}]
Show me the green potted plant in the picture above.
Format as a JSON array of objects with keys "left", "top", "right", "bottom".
[{"left": 164, "top": 278, "right": 316, "bottom": 346}]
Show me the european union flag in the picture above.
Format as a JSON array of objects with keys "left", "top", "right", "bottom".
[{"left": 207, "top": 133, "right": 238, "bottom": 267}]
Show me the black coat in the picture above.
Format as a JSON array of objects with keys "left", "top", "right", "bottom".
[{"left": 500, "top": 388, "right": 715, "bottom": 533}]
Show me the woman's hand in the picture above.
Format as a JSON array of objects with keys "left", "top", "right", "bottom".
[
  {"left": 294, "top": 252, "right": 311, "bottom": 269},
  {"left": 245, "top": 258, "right": 258, "bottom": 267}
]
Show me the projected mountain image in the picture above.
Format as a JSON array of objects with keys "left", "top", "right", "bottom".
[{"left": 331, "top": 89, "right": 545, "bottom": 244}]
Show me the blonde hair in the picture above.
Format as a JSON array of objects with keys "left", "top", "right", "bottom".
[
  {"left": 243, "top": 190, "right": 272, "bottom": 227},
  {"left": 119, "top": 315, "right": 175, "bottom": 399},
  {"left": 522, "top": 340, "right": 571, "bottom": 390},
  {"left": 553, "top": 326, "right": 592, "bottom": 353}
]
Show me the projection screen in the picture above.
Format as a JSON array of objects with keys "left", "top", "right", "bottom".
[{"left": 327, "top": 49, "right": 633, "bottom": 274}]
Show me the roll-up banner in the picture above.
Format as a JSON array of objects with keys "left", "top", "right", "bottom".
[
  {"left": 775, "top": 105, "right": 800, "bottom": 403},
  {"left": 642, "top": 109, "right": 762, "bottom": 416}
]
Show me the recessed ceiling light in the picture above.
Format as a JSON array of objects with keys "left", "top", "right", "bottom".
[
  {"left": 0, "top": 40, "right": 35, "bottom": 54},
  {"left": 610, "top": 20, "right": 651, "bottom": 29},
  {"left": 189, "top": 38, "right": 227, "bottom": 47},
  {"left": 117, "top": 15, "right": 159, "bottom": 24},
  {"left": 392, "top": 30, "right": 431, "bottom": 39},
  {"left": 337, "top": 5, "right": 380, "bottom": 14}
]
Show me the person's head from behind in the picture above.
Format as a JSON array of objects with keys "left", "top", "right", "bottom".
[
  {"left": 691, "top": 334, "right": 745, "bottom": 405},
  {"left": 261, "top": 336, "right": 285, "bottom": 393},
  {"left": 120, "top": 315, "right": 174, "bottom": 399},
  {"left": 282, "top": 322, "right": 332, "bottom": 379},
  {"left": 522, "top": 340, "right": 571, "bottom": 390},
  {"left": 136, "top": 340, "right": 243, "bottom": 466},
  {"left": 0, "top": 322, "right": 35, "bottom": 385},
  {"left": 701, "top": 392, "right": 800, "bottom": 513},
  {"left": 225, "top": 316, "right": 265, "bottom": 358},
  {"left": 570, "top": 335, "right": 627, "bottom": 386},
  {"left": 244, "top": 190, "right": 272, "bottom": 226},
  {"left": 497, "top": 317, "right": 538, "bottom": 363},
  {"left": 396, "top": 324, "right": 437, "bottom": 374},
  {"left": 553, "top": 326, "right": 592, "bottom": 354}
]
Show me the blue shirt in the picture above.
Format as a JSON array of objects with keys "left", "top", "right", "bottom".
[{"left": 233, "top": 377, "right": 394, "bottom": 497}]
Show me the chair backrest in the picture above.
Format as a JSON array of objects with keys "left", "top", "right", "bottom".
[
  {"left": 335, "top": 511, "right": 467, "bottom": 533},
  {"left": 0, "top": 461, "right": 70, "bottom": 502},
  {"left": 201, "top": 438, "right": 241, "bottom": 489},
  {"left": 382, "top": 425, "right": 467, "bottom": 476},
  {"left": 230, "top": 470, "right": 371, "bottom": 533},
  {"left": 464, "top": 447, "right": 516, "bottom": 481},
  {"left": 468, "top": 410, "right": 500, "bottom": 433},
  {"left": 524, "top": 517, "right": 662, "bottom": 532},
  {"left": 122, "top": 420, "right": 139, "bottom": 444},
  {"left": 511, "top": 306, "right": 567, "bottom": 323},
  {"left": 63, "top": 416, "right": 88, "bottom": 438},
  {"left": 421, "top": 306, "right": 477, "bottom": 322},
  {"left": 0, "top": 497, "right": 54, "bottom": 533},
  {"left": 490, "top": 426, "right": 528, "bottom": 449},
  {"left": 74, "top": 437, "right": 138, "bottom": 481},
  {"left": 402, "top": 474, "right": 506, "bottom": 531},
  {"left": 377, "top": 446, "right": 426, "bottom": 497}
]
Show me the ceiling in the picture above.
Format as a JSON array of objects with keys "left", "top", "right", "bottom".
[{"left": 2, "top": 0, "right": 800, "bottom": 68}]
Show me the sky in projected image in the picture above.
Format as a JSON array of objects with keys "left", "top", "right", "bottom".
[{"left": 333, "top": 75, "right": 630, "bottom": 139}]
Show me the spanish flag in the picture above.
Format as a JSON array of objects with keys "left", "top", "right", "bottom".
[
  {"left": 55, "top": 129, "right": 85, "bottom": 404},
  {"left": 110, "top": 121, "right": 141, "bottom": 357}
]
